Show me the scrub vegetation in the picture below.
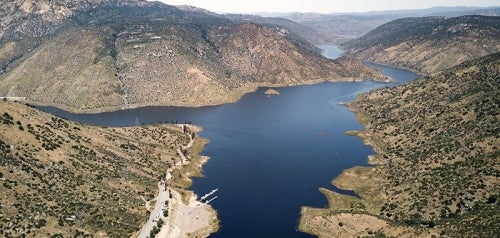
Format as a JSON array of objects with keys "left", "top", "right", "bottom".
[
  {"left": 0, "top": 100, "right": 204, "bottom": 237},
  {"left": 300, "top": 52, "right": 499, "bottom": 238}
]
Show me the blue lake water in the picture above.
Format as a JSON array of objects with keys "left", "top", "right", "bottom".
[
  {"left": 37, "top": 46, "right": 419, "bottom": 237},
  {"left": 318, "top": 45, "right": 344, "bottom": 60}
]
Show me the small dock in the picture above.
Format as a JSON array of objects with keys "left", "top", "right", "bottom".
[
  {"left": 199, "top": 188, "right": 218, "bottom": 202},
  {"left": 204, "top": 196, "right": 217, "bottom": 205}
]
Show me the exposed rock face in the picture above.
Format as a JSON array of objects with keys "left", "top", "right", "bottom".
[
  {"left": 212, "top": 22, "right": 343, "bottom": 84},
  {"left": 0, "top": 0, "right": 382, "bottom": 113},
  {"left": 0, "top": 0, "right": 146, "bottom": 74},
  {"left": 264, "top": 88, "right": 280, "bottom": 95},
  {"left": 342, "top": 15, "right": 500, "bottom": 73}
]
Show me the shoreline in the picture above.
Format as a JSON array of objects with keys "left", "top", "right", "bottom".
[
  {"left": 27, "top": 75, "right": 391, "bottom": 114},
  {"left": 136, "top": 125, "right": 219, "bottom": 238},
  {"left": 363, "top": 60, "right": 423, "bottom": 75},
  {"left": 298, "top": 89, "right": 438, "bottom": 238},
  {"left": 298, "top": 53, "right": 500, "bottom": 237},
  {"left": 298, "top": 100, "right": 397, "bottom": 237},
  {"left": 156, "top": 188, "right": 219, "bottom": 238}
]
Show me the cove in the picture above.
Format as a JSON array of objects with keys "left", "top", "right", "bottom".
[{"left": 37, "top": 45, "right": 419, "bottom": 237}]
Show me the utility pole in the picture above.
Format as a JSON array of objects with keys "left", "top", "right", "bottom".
[
  {"left": 77, "top": 210, "right": 84, "bottom": 228},
  {"left": 122, "top": 162, "right": 129, "bottom": 182}
]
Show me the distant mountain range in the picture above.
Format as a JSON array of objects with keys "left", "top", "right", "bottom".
[
  {"left": 175, "top": 5, "right": 328, "bottom": 45},
  {"left": 0, "top": 0, "right": 382, "bottom": 113},
  {"left": 342, "top": 15, "right": 500, "bottom": 73},
  {"left": 257, "top": 6, "right": 500, "bottom": 18},
  {"left": 264, "top": 6, "right": 500, "bottom": 43}
]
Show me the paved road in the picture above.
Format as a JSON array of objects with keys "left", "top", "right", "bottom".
[
  {"left": 137, "top": 182, "right": 169, "bottom": 238},
  {"left": 137, "top": 126, "right": 194, "bottom": 238}
]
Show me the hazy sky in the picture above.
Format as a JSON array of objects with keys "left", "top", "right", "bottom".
[{"left": 154, "top": 0, "right": 500, "bottom": 13}]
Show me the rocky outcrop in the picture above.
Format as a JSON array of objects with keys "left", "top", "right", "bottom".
[{"left": 224, "top": 13, "right": 327, "bottom": 45}]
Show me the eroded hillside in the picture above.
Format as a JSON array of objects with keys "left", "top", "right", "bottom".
[{"left": 300, "top": 53, "right": 500, "bottom": 237}]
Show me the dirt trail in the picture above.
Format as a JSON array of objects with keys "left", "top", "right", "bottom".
[{"left": 137, "top": 125, "right": 216, "bottom": 238}]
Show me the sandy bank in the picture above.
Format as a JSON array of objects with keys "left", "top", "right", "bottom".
[
  {"left": 157, "top": 189, "right": 218, "bottom": 238},
  {"left": 136, "top": 125, "right": 218, "bottom": 238}
]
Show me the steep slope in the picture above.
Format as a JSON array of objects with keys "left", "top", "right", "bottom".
[
  {"left": 300, "top": 52, "right": 499, "bottom": 237},
  {"left": 342, "top": 15, "right": 500, "bottom": 73},
  {"left": 0, "top": 1, "right": 383, "bottom": 113},
  {"left": 174, "top": 5, "right": 326, "bottom": 45},
  {"left": 0, "top": 100, "right": 211, "bottom": 237},
  {"left": 223, "top": 14, "right": 327, "bottom": 45},
  {"left": 174, "top": 6, "right": 327, "bottom": 45},
  {"left": 0, "top": 0, "right": 147, "bottom": 73}
]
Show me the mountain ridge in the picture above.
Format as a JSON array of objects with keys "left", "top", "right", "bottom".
[
  {"left": 342, "top": 15, "right": 500, "bottom": 73},
  {"left": 268, "top": 6, "right": 500, "bottom": 44},
  {"left": 0, "top": 0, "right": 385, "bottom": 113}
]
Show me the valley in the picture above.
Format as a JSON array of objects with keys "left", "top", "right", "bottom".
[{"left": 0, "top": 1, "right": 499, "bottom": 238}]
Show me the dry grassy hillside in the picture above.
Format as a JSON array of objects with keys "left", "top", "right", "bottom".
[
  {"left": 0, "top": 100, "right": 203, "bottom": 237},
  {"left": 0, "top": 1, "right": 385, "bottom": 113},
  {"left": 300, "top": 52, "right": 499, "bottom": 237},
  {"left": 343, "top": 15, "right": 500, "bottom": 73}
]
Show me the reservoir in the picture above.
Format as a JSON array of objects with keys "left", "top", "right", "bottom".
[{"left": 38, "top": 46, "right": 419, "bottom": 237}]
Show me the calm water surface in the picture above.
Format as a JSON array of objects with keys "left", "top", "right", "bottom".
[
  {"left": 38, "top": 46, "right": 419, "bottom": 237},
  {"left": 318, "top": 45, "right": 344, "bottom": 60}
]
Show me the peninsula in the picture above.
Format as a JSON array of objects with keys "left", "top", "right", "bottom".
[{"left": 0, "top": 100, "right": 217, "bottom": 237}]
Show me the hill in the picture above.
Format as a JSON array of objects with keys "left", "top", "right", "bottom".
[
  {"left": 0, "top": 0, "right": 383, "bottom": 113},
  {"left": 174, "top": 6, "right": 328, "bottom": 45},
  {"left": 300, "top": 52, "right": 499, "bottom": 237},
  {"left": 342, "top": 15, "right": 500, "bottom": 73},
  {"left": 223, "top": 13, "right": 327, "bottom": 45},
  {"left": 0, "top": 99, "right": 214, "bottom": 237}
]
